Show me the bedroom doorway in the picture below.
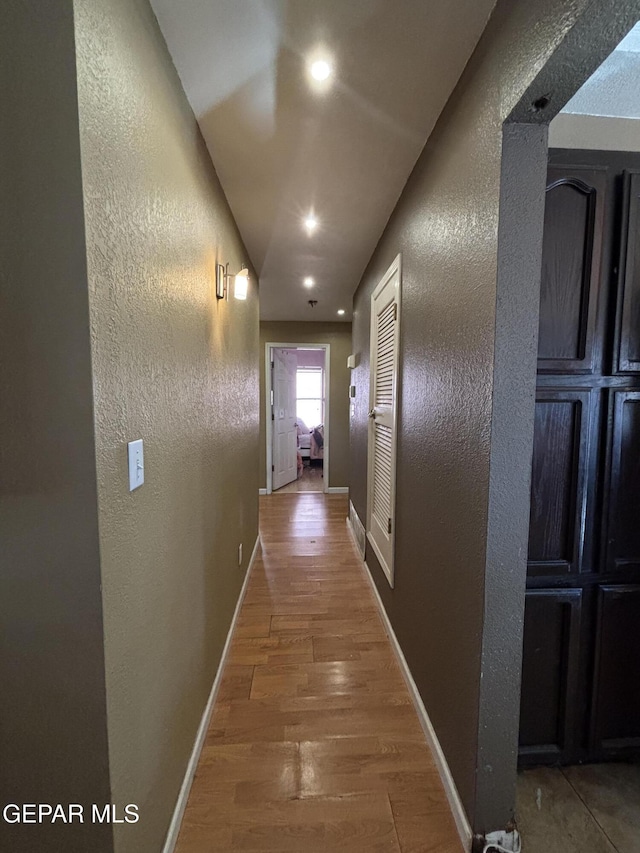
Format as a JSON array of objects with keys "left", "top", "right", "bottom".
[{"left": 265, "top": 343, "right": 330, "bottom": 494}]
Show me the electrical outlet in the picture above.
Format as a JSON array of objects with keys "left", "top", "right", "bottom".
[
  {"left": 238, "top": 543, "right": 243, "bottom": 566},
  {"left": 483, "top": 829, "right": 521, "bottom": 853}
]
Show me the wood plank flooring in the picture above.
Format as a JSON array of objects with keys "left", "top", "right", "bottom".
[
  {"left": 273, "top": 462, "right": 324, "bottom": 493},
  {"left": 175, "top": 493, "right": 463, "bottom": 853}
]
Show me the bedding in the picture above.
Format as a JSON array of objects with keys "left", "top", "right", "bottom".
[
  {"left": 296, "top": 419, "right": 324, "bottom": 461},
  {"left": 310, "top": 425, "right": 324, "bottom": 460},
  {"left": 296, "top": 419, "right": 311, "bottom": 458}
]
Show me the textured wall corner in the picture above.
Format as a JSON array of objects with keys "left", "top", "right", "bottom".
[
  {"left": 74, "top": 0, "right": 260, "bottom": 849},
  {"left": 0, "top": 2, "right": 112, "bottom": 851}
]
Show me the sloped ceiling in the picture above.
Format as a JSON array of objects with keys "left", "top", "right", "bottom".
[
  {"left": 151, "top": 0, "right": 496, "bottom": 321},
  {"left": 560, "top": 21, "right": 640, "bottom": 118}
]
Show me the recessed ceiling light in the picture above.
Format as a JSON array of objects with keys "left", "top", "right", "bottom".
[
  {"left": 304, "top": 215, "right": 318, "bottom": 234},
  {"left": 310, "top": 59, "right": 332, "bottom": 82},
  {"left": 303, "top": 277, "right": 315, "bottom": 288},
  {"left": 337, "top": 309, "right": 345, "bottom": 316}
]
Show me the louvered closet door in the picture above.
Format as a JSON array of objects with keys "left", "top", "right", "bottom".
[{"left": 367, "top": 255, "right": 401, "bottom": 587}]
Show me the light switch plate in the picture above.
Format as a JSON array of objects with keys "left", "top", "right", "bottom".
[{"left": 128, "top": 439, "right": 144, "bottom": 491}]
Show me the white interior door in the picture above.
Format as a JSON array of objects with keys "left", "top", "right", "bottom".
[
  {"left": 272, "top": 348, "right": 298, "bottom": 491},
  {"left": 367, "top": 255, "right": 401, "bottom": 586}
]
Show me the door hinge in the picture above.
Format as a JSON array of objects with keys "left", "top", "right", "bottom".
[
  {"left": 388, "top": 517, "right": 392, "bottom": 534},
  {"left": 271, "top": 412, "right": 274, "bottom": 421},
  {"left": 393, "top": 303, "right": 397, "bottom": 321},
  {"left": 272, "top": 465, "right": 275, "bottom": 472},
  {"left": 271, "top": 361, "right": 274, "bottom": 369}
]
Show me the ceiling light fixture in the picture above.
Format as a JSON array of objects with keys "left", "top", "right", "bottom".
[
  {"left": 304, "top": 215, "right": 318, "bottom": 234},
  {"left": 303, "top": 277, "right": 315, "bottom": 288},
  {"left": 310, "top": 59, "right": 332, "bottom": 82},
  {"left": 337, "top": 309, "right": 345, "bottom": 316}
]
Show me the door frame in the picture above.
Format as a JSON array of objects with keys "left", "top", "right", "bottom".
[{"left": 265, "top": 342, "right": 331, "bottom": 494}]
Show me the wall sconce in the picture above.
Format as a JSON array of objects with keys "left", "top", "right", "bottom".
[{"left": 216, "top": 263, "right": 250, "bottom": 300}]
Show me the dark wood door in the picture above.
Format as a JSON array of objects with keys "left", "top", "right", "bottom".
[
  {"left": 537, "top": 168, "right": 606, "bottom": 375},
  {"left": 591, "top": 585, "right": 640, "bottom": 756},
  {"left": 614, "top": 172, "right": 640, "bottom": 374},
  {"left": 519, "top": 589, "right": 582, "bottom": 763},
  {"left": 527, "top": 389, "right": 598, "bottom": 579},
  {"left": 519, "top": 152, "right": 640, "bottom": 767},
  {"left": 603, "top": 391, "right": 640, "bottom": 574}
]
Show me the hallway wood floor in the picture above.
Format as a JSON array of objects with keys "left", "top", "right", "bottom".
[
  {"left": 273, "top": 462, "right": 324, "bottom": 493},
  {"left": 175, "top": 493, "right": 463, "bottom": 852}
]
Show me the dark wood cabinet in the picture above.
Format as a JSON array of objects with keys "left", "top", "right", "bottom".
[{"left": 519, "top": 151, "right": 640, "bottom": 767}]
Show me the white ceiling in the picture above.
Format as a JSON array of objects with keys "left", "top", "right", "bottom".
[
  {"left": 559, "top": 21, "right": 640, "bottom": 118},
  {"left": 151, "top": 0, "right": 496, "bottom": 321}
]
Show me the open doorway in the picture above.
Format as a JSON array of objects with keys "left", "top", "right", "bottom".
[
  {"left": 265, "top": 343, "right": 330, "bottom": 494},
  {"left": 515, "top": 20, "right": 640, "bottom": 851}
]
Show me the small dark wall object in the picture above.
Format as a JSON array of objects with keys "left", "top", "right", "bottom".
[{"left": 531, "top": 94, "right": 551, "bottom": 113}]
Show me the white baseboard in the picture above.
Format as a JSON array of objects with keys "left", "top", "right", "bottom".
[
  {"left": 347, "top": 502, "right": 366, "bottom": 558},
  {"left": 346, "top": 517, "right": 358, "bottom": 551},
  {"left": 258, "top": 488, "right": 267, "bottom": 496},
  {"left": 326, "top": 486, "right": 349, "bottom": 494},
  {"left": 162, "top": 533, "right": 261, "bottom": 853},
  {"left": 346, "top": 519, "right": 365, "bottom": 560},
  {"left": 356, "top": 554, "right": 472, "bottom": 852}
]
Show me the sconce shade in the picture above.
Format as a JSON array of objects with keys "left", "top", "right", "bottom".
[{"left": 234, "top": 268, "right": 249, "bottom": 300}]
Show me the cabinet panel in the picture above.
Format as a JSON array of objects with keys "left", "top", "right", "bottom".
[
  {"left": 519, "top": 589, "right": 583, "bottom": 764},
  {"left": 591, "top": 585, "right": 640, "bottom": 754},
  {"left": 615, "top": 171, "right": 640, "bottom": 373},
  {"left": 538, "top": 167, "right": 607, "bottom": 374},
  {"left": 604, "top": 391, "right": 640, "bottom": 573},
  {"left": 528, "top": 389, "right": 597, "bottom": 577}
]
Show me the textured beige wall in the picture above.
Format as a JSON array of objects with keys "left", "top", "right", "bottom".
[
  {"left": 74, "top": 0, "right": 259, "bottom": 850},
  {"left": 259, "top": 322, "right": 352, "bottom": 490}
]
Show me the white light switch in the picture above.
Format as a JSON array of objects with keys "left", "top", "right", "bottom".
[{"left": 127, "top": 439, "right": 144, "bottom": 491}]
